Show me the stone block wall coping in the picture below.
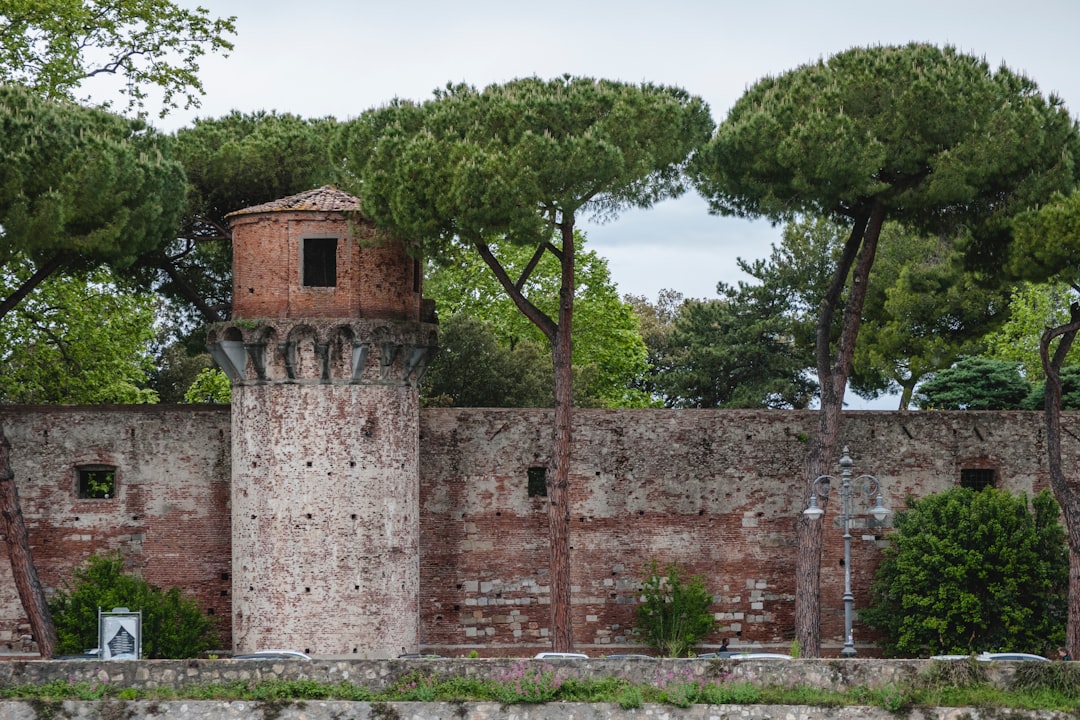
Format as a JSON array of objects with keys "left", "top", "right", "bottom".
[
  {"left": 0, "top": 657, "right": 1027, "bottom": 694},
  {"left": 0, "top": 700, "right": 1071, "bottom": 720}
]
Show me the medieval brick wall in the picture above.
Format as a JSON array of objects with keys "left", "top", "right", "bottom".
[
  {"left": 417, "top": 408, "right": 1064, "bottom": 656},
  {"left": 0, "top": 406, "right": 232, "bottom": 651},
  {"left": 0, "top": 407, "right": 1073, "bottom": 656}
]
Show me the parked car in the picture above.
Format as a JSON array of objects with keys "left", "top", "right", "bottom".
[
  {"left": 698, "top": 651, "right": 791, "bottom": 660},
  {"left": 602, "top": 654, "right": 654, "bottom": 660},
  {"left": 930, "top": 652, "right": 1048, "bottom": 662},
  {"left": 54, "top": 648, "right": 100, "bottom": 661},
  {"left": 729, "top": 653, "right": 793, "bottom": 660},
  {"left": 534, "top": 652, "right": 588, "bottom": 659},
  {"left": 397, "top": 653, "right": 444, "bottom": 659},
  {"left": 232, "top": 649, "right": 311, "bottom": 660}
]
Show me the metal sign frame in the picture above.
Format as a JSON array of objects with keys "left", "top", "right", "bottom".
[{"left": 98, "top": 607, "right": 142, "bottom": 660}]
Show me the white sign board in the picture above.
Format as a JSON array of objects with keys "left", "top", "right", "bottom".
[{"left": 98, "top": 608, "right": 141, "bottom": 660}]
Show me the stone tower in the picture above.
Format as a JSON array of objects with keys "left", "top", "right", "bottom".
[{"left": 207, "top": 186, "right": 437, "bottom": 657}]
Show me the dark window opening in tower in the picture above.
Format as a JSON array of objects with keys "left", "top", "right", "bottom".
[{"left": 303, "top": 237, "right": 338, "bottom": 287}]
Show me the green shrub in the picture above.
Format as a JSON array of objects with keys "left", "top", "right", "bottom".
[
  {"left": 49, "top": 552, "right": 219, "bottom": 659},
  {"left": 863, "top": 487, "right": 1068, "bottom": 657},
  {"left": 635, "top": 560, "right": 715, "bottom": 657}
]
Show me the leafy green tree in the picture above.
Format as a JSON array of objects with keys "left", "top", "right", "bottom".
[
  {"left": 182, "top": 368, "right": 231, "bottom": 404},
  {"left": 49, "top": 553, "right": 219, "bottom": 658},
  {"left": 692, "top": 43, "right": 1079, "bottom": 656},
  {"left": 135, "top": 111, "right": 341, "bottom": 332},
  {"left": 0, "top": 0, "right": 236, "bottom": 117},
  {"left": 914, "top": 357, "right": 1031, "bottom": 410},
  {"left": 863, "top": 488, "right": 1067, "bottom": 657},
  {"left": 150, "top": 343, "right": 214, "bottom": 404},
  {"left": 1004, "top": 190, "right": 1080, "bottom": 658},
  {"left": 635, "top": 560, "right": 716, "bottom": 657},
  {"left": 423, "top": 235, "right": 651, "bottom": 407},
  {"left": 0, "top": 85, "right": 186, "bottom": 657},
  {"left": 661, "top": 290, "right": 816, "bottom": 409},
  {"left": 623, "top": 289, "right": 683, "bottom": 404},
  {"left": 420, "top": 314, "right": 553, "bottom": 408},
  {"left": 0, "top": 84, "right": 187, "bottom": 320},
  {"left": 855, "top": 225, "right": 1011, "bottom": 409},
  {"left": 0, "top": 267, "right": 159, "bottom": 403},
  {"left": 1022, "top": 366, "right": 1080, "bottom": 411},
  {"left": 341, "top": 76, "right": 713, "bottom": 651},
  {"left": 985, "top": 283, "right": 1080, "bottom": 379}
]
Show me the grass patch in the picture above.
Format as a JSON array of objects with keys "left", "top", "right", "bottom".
[{"left": 1, "top": 667, "right": 1079, "bottom": 712}]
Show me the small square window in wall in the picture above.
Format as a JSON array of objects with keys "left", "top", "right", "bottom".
[
  {"left": 302, "top": 237, "right": 338, "bottom": 287},
  {"left": 960, "top": 468, "right": 996, "bottom": 492},
  {"left": 78, "top": 466, "right": 116, "bottom": 499},
  {"left": 527, "top": 467, "right": 548, "bottom": 497}
]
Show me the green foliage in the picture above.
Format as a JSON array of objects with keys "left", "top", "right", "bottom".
[
  {"left": 1012, "top": 661, "right": 1080, "bottom": 698},
  {"left": 1007, "top": 191, "right": 1080, "bottom": 287},
  {"left": 139, "top": 111, "right": 342, "bottom": 330},
  {"left": 0, "top": 267, "right": 159, "bottom": 403},
  {"left": 622, "top": 289, "right": 683, "bottom": 404},
  {"left": 985, "top": 283, "right": 1080, "bottom": 379},
  {"left": 492, "top": 662, "right": 564, "bottom": 703},
  {"left": 0, "top": 0, "right": 236, "bottom": 117},
  {"left": 150, "top": 345, "right": 214, "bottom": 404},
  {"left": 182, "top": 368, "right": 231, "bottom": 404},
  {"left": 693, "top": 43, "right": 1079, "bottom": 259},
  {"left": 420, "top": 313, "right": 553, "bottom": 407},
  {"left": 635, "top": 560, "right": 716, "bottom": 657},
  {"left": 340, "top": 76, "right": 714, "bottom": 255},
  {"left": 48, "top": 553, "right": 219, "bottom": 659},
  {"left": 0, "top": 84, "right": 186, "bottom": 274},
  {"left": 338, "top": 75, "right": 712, "bottom": 422},
  {"left": 863, "top": 487, "right": 1068, "bottom": 657},
  {"left": 660, "top": 290, "right": 816, "bottom": 409},
  {"left": 422, "top": 236, "right": 652, "bottom": 407},
  {"left": 855, "top": 224, "right": 1011, "bottom": 409},
  {"left": 4, "top": 670, "right": 1080, "bottom": 712},
  {"left": 914, "top": 356, "right": 1032, "bottom": 410},
  {"left": 1023, "top": 366, "right": 1080, "bottom": 410}
]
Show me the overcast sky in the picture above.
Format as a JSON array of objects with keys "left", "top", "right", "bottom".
[{"left": 130, "top": 0, "right": 1080, "bottom": 304}]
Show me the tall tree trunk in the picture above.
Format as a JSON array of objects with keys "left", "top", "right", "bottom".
[
  {"left": 794, "top": 203, "right": 883, "bottom": 658},
  {"left": 1039, "top": 300, "right": 1080, "bottom": 660},
  {"left": 547, "top": 220, "right": 576, "bottom": 652},
  {"left": 474, "top": 226, "right": 577, "bottom": 652},
  {"left": 0, "top": 422, "right": 57, "bottom": 658}
]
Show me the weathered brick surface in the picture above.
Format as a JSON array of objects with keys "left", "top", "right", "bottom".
[
  {"left": 1, "top": 408, "right": 1075, "bottom": 657},
  {"left": 231, "top": 382, "right": 420, "bottom": 658},
  {"left": 0, "top": 406, "right": 232, "bottom": 650},
  {"left": 230, "top": 212, "right": 421, "bottom": 321}
]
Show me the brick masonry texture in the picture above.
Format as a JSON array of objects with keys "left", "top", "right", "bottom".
[
  {"left": 229, "top": 211, "right": 421, "bottom": 322},
  {"left": 0, "top": 406, "right": 1073, "bottom": 657}
]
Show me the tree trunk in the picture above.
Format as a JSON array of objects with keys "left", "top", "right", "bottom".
[
  {"left": 794, "top": 203, "right": 883, "bottom": 658},
  {"left": 547, "top": 220, "right": 577, "bottom": 652},
  {"left": 474, "top": 228, "right": 577, "bottom": 652},
  {"left": 0, "top": 422, "right": 57, "bottom": 658},
  {"left": 1039, "top": 301, "right": 1080, "bottom": 660}
]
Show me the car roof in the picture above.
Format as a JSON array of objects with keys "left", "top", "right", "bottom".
[{"left": 533, "top": 652, "right": 589, "bottom": 659}]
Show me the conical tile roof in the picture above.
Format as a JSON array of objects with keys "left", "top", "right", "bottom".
[{"left": 227, "top": 185, "right": 361, "bottom": 217}]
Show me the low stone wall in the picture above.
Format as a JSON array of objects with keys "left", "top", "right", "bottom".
[
  {"left": 0, "top": 700, "right": 1070, "bottom": 720},
  {"left": 0, "top": 657, "right": 1024, "bottom": 693}
]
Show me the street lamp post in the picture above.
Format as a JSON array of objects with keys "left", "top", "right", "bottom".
[{"left": 803, "top": 446, "right": 889, "bottom": 657}]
